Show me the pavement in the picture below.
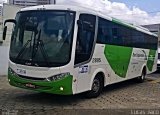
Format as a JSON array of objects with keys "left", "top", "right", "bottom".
[{"left": 0, "top": 73, "right": 160, "bottom": 115}]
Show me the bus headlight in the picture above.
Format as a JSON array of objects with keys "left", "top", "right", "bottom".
[
  {"left": 8, "top": 67, "right": 17, "bottom": 76},
  {"left": 46, "top": 72, "right": 70, "bottom": 81}
]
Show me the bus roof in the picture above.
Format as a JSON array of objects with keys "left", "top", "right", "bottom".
[{"left": 20, "top": 4, "right": 158, "bottom": 37}]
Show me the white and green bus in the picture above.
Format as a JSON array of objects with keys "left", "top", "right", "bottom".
[{"left": 3, "top": 5, "right": 158, "bottom": 98}]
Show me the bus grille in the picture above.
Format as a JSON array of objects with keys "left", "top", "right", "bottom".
[{"left": 18, "top": 74, "right": 46, "bottom": 81}]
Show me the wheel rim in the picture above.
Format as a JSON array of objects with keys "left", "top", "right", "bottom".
[
  {"left": 92, "top": 79, "right": 100, "bottom": 93},
  {"left": 141, "top": 72, "right": 145, "bottom": 80}
]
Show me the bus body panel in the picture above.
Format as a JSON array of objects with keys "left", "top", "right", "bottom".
[
  {"left": 73, "top": 45, "right": 157, "bottom": 94},
  {"left": 157, "top": 48, "right": 160, "bottom": 68},
  {"left": 9, "top": 61, "right": 61, "bottom": 78}
]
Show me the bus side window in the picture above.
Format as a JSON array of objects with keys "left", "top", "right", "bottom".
[{"left": 75, "top": 14, "right": 96, "bottom": 65}]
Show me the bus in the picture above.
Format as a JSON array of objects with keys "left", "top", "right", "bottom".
[
  {"left": 157, "top": 48, "right": 160, "bottom": 69},
  {"left": 3, "top": 5, "right": 158, "bottom": 98}
]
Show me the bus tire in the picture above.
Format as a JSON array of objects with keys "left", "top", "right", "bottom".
[
  {"left": 85, "top": 75, "right": 103, "bottom": 98},
  {"left": 137, "top": 68, "right": 146, "bottom": 83}
]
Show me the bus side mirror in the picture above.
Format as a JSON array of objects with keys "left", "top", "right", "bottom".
[
  {"left": 4, "top": 19, "right": 16, "bottom": 25},
  {"left": 3, "top": 19, "right": 16, "bottom": 41},
  {"left": 3, "top": 26, "right": 7, "bottom": 40}
]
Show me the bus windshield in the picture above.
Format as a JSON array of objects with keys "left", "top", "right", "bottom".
[{"left": 9, "top": 10, "right": 75, "bottom": 67}]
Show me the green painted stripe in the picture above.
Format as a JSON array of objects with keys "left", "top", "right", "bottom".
[
  {"left": 8, "top": 70, "right": 73, "bottom": 95},
  {"left": 147, "top": 50, "right": 156, "bottom": 71},
  {"left": 112, "top": 18, "right": 135, "bottom": 29},
  {"left": 104, "top": 45, "right": 133, "bottom": 78}
]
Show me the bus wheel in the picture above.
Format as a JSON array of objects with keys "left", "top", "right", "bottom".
[
  {"left": 86, "top": 75, "right": 103, "bottom": 98},
  {"left": 137, "top": 68, "right": 146, "bottom": 83}
]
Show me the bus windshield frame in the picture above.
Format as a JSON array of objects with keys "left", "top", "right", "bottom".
[{"left": 9, "top": 10, "right": 76, "bottom": 67}]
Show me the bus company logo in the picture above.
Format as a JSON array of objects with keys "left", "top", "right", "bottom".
[
  {"left": 133, "top": 53, "right": 145, "bottom": 57},
  {"left": 133, "top": 50, "right": 147, "bottom": 60}
]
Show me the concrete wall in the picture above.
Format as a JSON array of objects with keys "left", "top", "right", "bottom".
[
  {"left": 0, "top": 26, "right": 11, "bottom": 75},
  {"left": 0, "top": 4, "right": 21, "bottom": 75},
  {"left": 0, "top": 42, "right": 9, "bottom": 75}
]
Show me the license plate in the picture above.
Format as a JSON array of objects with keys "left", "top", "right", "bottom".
[
  {"left": 17, "top": 69, "right": 26, "bottom": 74},
  {"left": 25, "top": 83, "right": 36, "bottom": 88}
]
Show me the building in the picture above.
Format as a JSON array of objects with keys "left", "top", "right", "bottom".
[
  {"left": 9, "top": 0, "right": 50, "bottom": 7},
  {"left": 38, "top": 0, "right": 50, "bottom": 5},
  {"left": 0, "top": 5, "right": 3, "bottom": 26},
  {"left": 0, "top": 5, "right": 3, "bottom": 16},
  {"left": 142, "top": 24, "right": 160, "bottom": 44},
  {"left": 9, "top": 0, "right": 38, "bottom": 7},
  {"left": 50, "top": 0, "right": 56, "bottom": 4},
  {"left": 142, "top": 24, "right": 160, "bottom": 35}
]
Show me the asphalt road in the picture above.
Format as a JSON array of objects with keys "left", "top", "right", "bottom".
[{"left": 0, "top": 73, "right": 160, "bottom": 115}]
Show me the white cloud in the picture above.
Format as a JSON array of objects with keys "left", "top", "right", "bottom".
[{"left": 56, "top": 0, "right": 160, "bottom": 25}]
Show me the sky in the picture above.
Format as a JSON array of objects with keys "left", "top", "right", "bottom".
[
  {"left": 0, "top": 0, "right": 160, "bottom": 25},
  {"left": 111, "top": 0, "right": 160, "bottom": 13},
  {"left": 56, "top": 0, "right": 160, "bottom": 25}
]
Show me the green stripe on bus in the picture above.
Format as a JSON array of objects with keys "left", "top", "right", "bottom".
[
  {"left": 8, "top": 71, "right": 73, "bottom": 95},
  {"left": 104, "top": 45, "right": 133, "bottom": 78},
  {"left": 147, "top": 49, "right": 156, "bottom": 71},
  {"left": 112, "top": 18, "right": 135, "bottom": 29}
]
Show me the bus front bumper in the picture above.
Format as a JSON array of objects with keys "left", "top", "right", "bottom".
[{"left": 8, "top": 71, "right": 73, "bottom": 95}]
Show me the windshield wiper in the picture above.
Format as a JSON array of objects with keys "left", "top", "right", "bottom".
[
  {"left": 32, "top": 29, "right": 50, "bottom": 67},
  {"left": 15, "top": 40, "right": 31, "bottom": 60}
]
